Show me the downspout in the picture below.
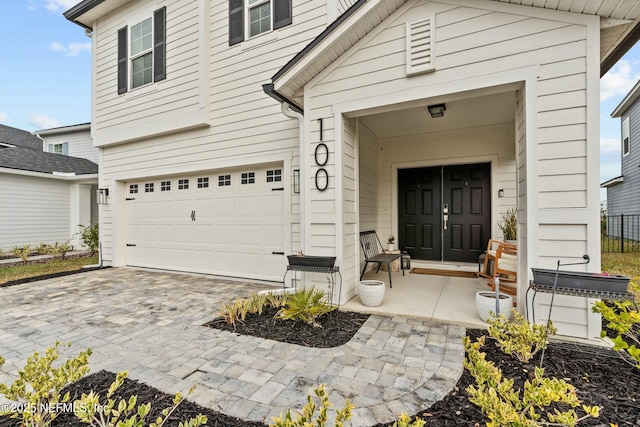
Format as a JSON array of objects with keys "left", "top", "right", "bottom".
[
  {"left": 280, "top": 102, "right": 306, "bottom": 253},
  {"left": 34, "top": 132, "right": 46, "bottom": 152}
]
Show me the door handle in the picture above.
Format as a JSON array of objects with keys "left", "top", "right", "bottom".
[
  {"left": 443, "top": 214, "right": 448, "bottom": 230},
  {"left": 191, "top": 210, "right": 195, "bottom": 221}
]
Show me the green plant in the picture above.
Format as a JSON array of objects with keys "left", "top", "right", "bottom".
[
  {"left": 270, "top": 384, "right": 354, "bottom": 427},
  {"left": 498, "top": 208, "right": 517, "bottom": 241},
  {"left": 275, "top": 287, "right": 335, "bottom": 327},
  {"left": 487, "top": 309, "right": 556, "bottom": 363},
  {"left": 12, "top": 244, "right": 31, "bottom": 264},
  {"left": 74, "top": 371, "right": 207, "bottom": 427},
  {"left": 37, "top": 243, "right": 49, "bottom": 255},
  {"left": 464, "top": 335, "right": 599, "bottom": 427},
  {"left": 47, "top": 241, "right": 72, "bottom": 260},
  {"left": 593, "top": 278, "right": 640, "bottom": 368},
  {"left": 79, "top": 223, "right": 99, "bottom": 256},
  {"left": 387, "top": 235, "right": 395, "bottom": 244},
  {"left": 0, "top": 341, "right": 92, "bottom": 427},
  {"left": 391, "top": 413, "right": 425, "bottom": 427}
]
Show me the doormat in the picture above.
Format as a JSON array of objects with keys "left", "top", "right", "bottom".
[{"left": 410, "top": 268, "right": 477, "bottom": 278}]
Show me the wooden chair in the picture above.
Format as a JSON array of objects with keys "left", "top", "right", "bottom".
[
  {"left": 479, "top": 239, "right": 502, "bottom": 279},
  {"left": 488, "top": 242, "right": 518, "bottom": 296},
  {"left": 359, "top": 230, "right": 405, "bottom": 288}
]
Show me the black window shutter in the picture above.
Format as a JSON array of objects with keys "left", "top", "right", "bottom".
[
  {"left": 117, "top": 26, "right": 128, "bottom": 94},
  {"left": 153, "top": 6, "right": 167, "bottom": 82},
  {"left": 229, "top": 0, "right": 244, "bottom": 46},
  {"left": 274, "top": 0, "right": 292, "bottom": 30}
]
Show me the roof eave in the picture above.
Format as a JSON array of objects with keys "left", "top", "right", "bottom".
[{"left": 600, "top": 175, "right": 624, "bottom": 188}]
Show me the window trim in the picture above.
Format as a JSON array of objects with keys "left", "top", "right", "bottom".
[
  {"left": 622, "top": 116, "right": 630, "bottom": 157},
  {"left": 118, "top": 6, "right": 166, "bottom": 94},
  {"left": 229, "top": 0, "right": 291, "bottom": 46}
]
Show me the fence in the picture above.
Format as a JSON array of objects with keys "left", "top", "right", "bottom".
[{"left": 601, "top": 213, "right": 640, "bottom": 253}]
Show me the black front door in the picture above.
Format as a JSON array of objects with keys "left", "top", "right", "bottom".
[{"left": 399, "top": 163, "right": 491, "bottom": 263}]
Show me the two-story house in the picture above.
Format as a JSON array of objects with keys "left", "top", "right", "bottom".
[
  {"left": 602, "top": 79, "right": 640, "bottom": 244},
  {"left": 0, "top": 123, "right": 98, "bottom": 249},
  {"left": 65, "top": 0, "right": 640, "bottom": 339}
]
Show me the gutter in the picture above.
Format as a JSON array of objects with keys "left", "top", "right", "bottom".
[{"left": 262, "top": 84, "right": 303, "bottom": 114}]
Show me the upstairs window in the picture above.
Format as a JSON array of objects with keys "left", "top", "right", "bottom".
[
  {"left": 229, "top": 0, "right": 292, "bottom": 46},
  {"left": 623, "top": 116, "right": 630, "bottom": 157},
  {"left": 48, "top": 142, "right": 68, "bottom": 155},
  {"left": 118, "top": 7, "right": 166, "bottom": 94}
]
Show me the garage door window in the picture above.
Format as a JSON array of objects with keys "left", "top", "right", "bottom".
[
  {"left": 145, "top": 183, "right": 154, "bottom": 192},
  {"left": 266, "top": 169, "right": 281, "bottom": 182},
  {"left": 241, "top": 172, "right": 255, "bottom": 184},
  {"left": 129, "top": 184, "right": 138, "bottom": 194},
  {"left": 179, "top": 179, "right": 189, "bottom": 190},
  {"left": 161, "top": 181, "right": 171, "bottom": 191},
  {"left": 219, "top": 175, "right": 231, "bottom": 186},
  {"left": 197, "top": 177, "right": 209, "bottom": 188}
]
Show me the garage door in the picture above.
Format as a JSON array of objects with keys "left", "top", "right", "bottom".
[{"left": 125, "top": 165, "right": 286, "bottom": 281}]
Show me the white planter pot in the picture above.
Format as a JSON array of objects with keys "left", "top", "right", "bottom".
[
  {"left": 359, "top": 280, "right": 386, "bottom": 307},
  {"left": 387, "top": 243, "right": 395, "bottom": 251},
  {"left": 476, "top": 291, "right": 513, "bottom": 322}
]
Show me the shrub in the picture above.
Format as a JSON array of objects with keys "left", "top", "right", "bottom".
[
  {"left": 12, "top": 244, "right": 31, "bottom": 264},
  {"left": 391, "top": 414, "right": 425, "bottom": 427},
  {"left": 74, "top": 371, "right": 207, "bottom": 427},
  {"left": 275, "top": 287, "right": 335, "bottom": 327},
  {"left": 464, "top": 335, "right": 599, "bottom": 427},
  {"left": 0, "top": 341, "right": 92, "bottom": 427},
  {"left": 270, "top": 384, "right": 354, "bottom": 427},
  {"left": 592, "top": 278, "right": 640, "bottom": 368},
  {"left": 47, "top": 241, "right": 72, "bottom": 260},
  {"left": 487, "top": 309, "right": 556, "bottom": 363},
  {"left": 79, "top": 223, "right": 99, "bottom": 256}
]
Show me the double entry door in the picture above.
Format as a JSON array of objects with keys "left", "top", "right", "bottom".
[{"left": 398, "top": 163, "right": 491, "bottom": 263}]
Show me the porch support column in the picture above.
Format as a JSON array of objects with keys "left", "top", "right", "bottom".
[{"left": 70, "top": 183, "right": 92, "bottom": 248}]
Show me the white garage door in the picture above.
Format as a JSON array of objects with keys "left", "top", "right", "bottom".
[{"left": 125, "top": 165, "right": 286, "bottom": 281}]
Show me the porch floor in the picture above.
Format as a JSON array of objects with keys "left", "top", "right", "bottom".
[{"left": 343, "top": 261, "right": 491, "bottom": 329}]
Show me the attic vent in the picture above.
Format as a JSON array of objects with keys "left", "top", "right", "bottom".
[{"left": 406, "top": 15, "right": 435, "bottom": 76}]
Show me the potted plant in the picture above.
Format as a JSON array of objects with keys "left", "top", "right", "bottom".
[
  {"left": 387, "top": 235, "right": 395, "bottom": 252},
  {"left": 498, "top": 208, "right": 517, "bottom": 242}
]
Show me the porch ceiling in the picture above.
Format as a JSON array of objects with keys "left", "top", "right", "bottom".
[{"left": 358, "top": 92, "right": 516, "bottom": 140}]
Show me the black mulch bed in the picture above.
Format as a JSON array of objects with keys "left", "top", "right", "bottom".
[
  {"left": 2, "top": 310, "right": 640, "bottom": 426},
  {"left": 0, "top": 266, "right": 108, "bottom": 288},
  {"left": 204, "top": 306, "right": 370, "bottom": 347}
]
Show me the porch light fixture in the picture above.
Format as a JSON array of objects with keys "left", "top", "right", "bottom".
[
  {"left": 97, "top": 188, "right": 109, "bottom": 205},
  {"left": 427, "top": 103, "right": 446, "bottom": 118},
  {"left": 293, "top": 169, "right": 300, "bottom": 194}
]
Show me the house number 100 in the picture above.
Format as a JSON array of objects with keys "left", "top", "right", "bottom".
[{"left": 314, "top": 143, "right": 329, "bottom": 191}]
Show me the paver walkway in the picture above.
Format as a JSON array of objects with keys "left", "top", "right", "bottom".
[{"left": 0, "top": 268, "right": 466, "bottom": 425}]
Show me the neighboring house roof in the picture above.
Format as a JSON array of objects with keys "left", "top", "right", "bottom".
[
  {"left": 0, "top": 124, "right": 98, "bottom": 175},
  {"left": 0, "top": 124, "right": 42, "bottom": 150},
  {"left": 611, "top": 79, "right": 640, "bottom": 117},
  {"left": 601, "top": 175, "right": 624, "bottom": 188},
  {"left": 32, "top": 122, "right": 91, "bottom": 136},
  {"left": 261, "top": 0, "right": 640, "bottom": 110}
]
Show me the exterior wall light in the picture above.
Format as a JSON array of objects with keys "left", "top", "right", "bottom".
[
  {"left": 97, "top": 188, "right": 109, "bottom": 205},
  {"left": 427, "top": 103, "right": 446, "bottom": 118}
]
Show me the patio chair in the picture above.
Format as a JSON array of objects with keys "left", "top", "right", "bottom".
[
  {"left": 478, "top": 239, "right": 501, "bottom": 279},
  {"left": 359, "top": 230, "right": 405, "bottom": 288},
  {"left": 488, "top": 241, "right": 518, "bottom": 296}
]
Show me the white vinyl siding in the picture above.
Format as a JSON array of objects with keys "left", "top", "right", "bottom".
[
  {"left": 92, "top": 0, "right": 205, "bottom": 145},
  {"left": 42, "top": 129, "right": 98, "bottom": 164},
  {"left": 622, "top": 116, "right": 630, "bottom": 156},
  {"left": 96, "top": 0, "right": 324, "bottom": 264},
  {"left": 0, "top": 173, "right": 70, "bottom": 248}
]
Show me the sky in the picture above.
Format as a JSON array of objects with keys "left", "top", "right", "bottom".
[{"left": 1, "top": 0, "right": 639, "bottom": 203}]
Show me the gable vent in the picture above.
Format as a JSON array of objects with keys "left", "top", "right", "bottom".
[{"left": 406, "top": 15, "right": 435, "bottom": 76}]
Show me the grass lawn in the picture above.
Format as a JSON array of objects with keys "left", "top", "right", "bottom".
[
  {"left": 601, "top": 252, "right": 640, "bottom": 279},
  {"left": 0, "top": 256, "right": 99, "bottom": 285}
]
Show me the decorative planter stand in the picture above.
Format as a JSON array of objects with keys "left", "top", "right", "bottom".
[
  {"left": 476, "top": 291, "right": 513, "bottom": 322},
  {"left": 284, "top": 255, "right": 341, "bottom": 306},
  {"left": 359, "top": 280, "right": 386, "bottom": 307}
]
